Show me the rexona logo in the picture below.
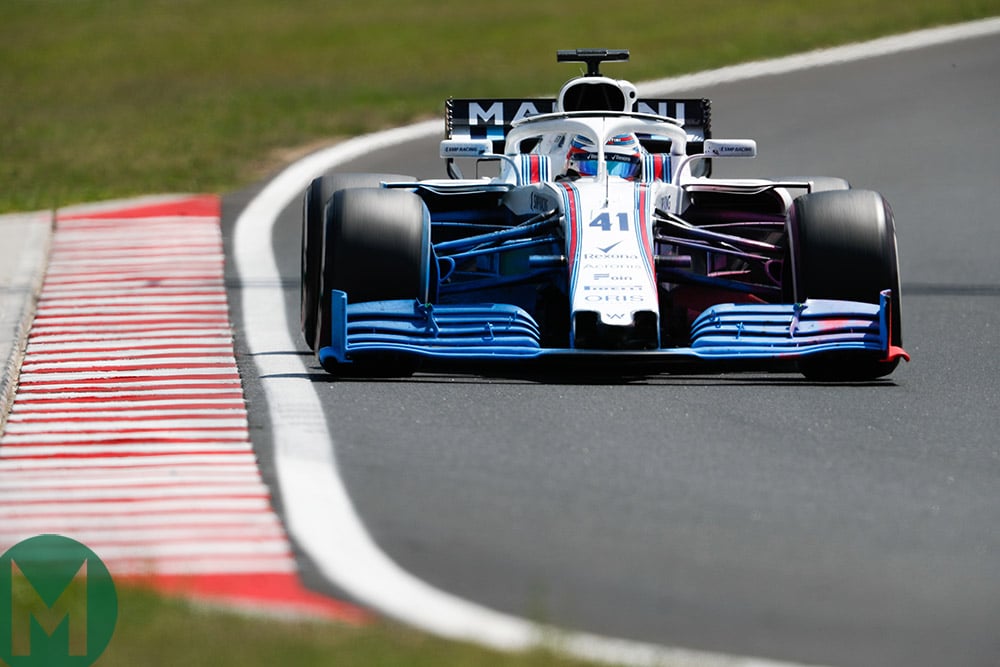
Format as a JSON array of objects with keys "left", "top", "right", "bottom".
[{"left": 1, "top": 535, "right": 117, "bottom": 667}]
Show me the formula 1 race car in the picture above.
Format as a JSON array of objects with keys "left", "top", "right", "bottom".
[{"left": 301, "top": 49, "right": 908, "bottom": 380}]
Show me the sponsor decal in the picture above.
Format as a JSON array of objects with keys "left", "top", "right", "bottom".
[
  {"left": 468, "top": 101, "right": 502, "bottom": 125},
  {"left": 530, "top": 191, "right": 552, "bottom": 213},
  {"left": 714, "top": 145, "right": 753, "bottom": 155},
  {"left": 466, "top": 100, "right": 553, "bottom": 126},
  {"left": 582, "top": 263, "right": 644, "bottom": 270},
  {"left": 636, "top": 100, "right": 685, "bottom": 121},
  {"left": 584, "top": 284, "right": 646, "bottom": 292},
  {"left": 583, "top": 294, "right": 649, "bottom": 303},
  {"left": 581, "top": 253, "right": 640, "bottom": 261},
  {"left": 589, "top": 273, "right": 641, "bottom": 282},
  {"left": 704, "top": 140, "right": 757, "bottom": 157},
  {"left": 442, "top": 142, "right": 491, "bottom": 157}
]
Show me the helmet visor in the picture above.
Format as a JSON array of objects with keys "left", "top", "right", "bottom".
[
  {"left": 568, "top": 134, "right": 641, "bottom": 179},
  {"left": 607, "top": 155, "right": 640, "bottom": 179},
  {"left": 571, "top": 152, "right": 640, "bottom": 179}
]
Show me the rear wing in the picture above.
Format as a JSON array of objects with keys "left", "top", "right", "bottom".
[{"left": 445, "top": 97, "right": 712, "bottom": 158}]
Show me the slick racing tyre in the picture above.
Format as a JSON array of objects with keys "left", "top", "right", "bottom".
[
  {"left": 787, "top": 189, "right": 902, "bottom": 381},
  {"left": 301, "top": 172, "right": 412, "bottom": 350},
  {"left": 315, "top": 187, "right": 432, "bottom": 375}
]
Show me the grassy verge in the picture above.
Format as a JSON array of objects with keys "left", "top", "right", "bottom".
[
  {"left": 2, "top": 1, "right": 998, "bottom": 213},
  {"left": 99, "top": 586, "right": 594, "bottom": 667}
]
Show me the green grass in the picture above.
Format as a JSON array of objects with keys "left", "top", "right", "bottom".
[
  {"left": 98, "top": 586, "right": 595, "bottom": 667},
  {"left": 2, "top": 0, "right": 998, "bottom": 213}
]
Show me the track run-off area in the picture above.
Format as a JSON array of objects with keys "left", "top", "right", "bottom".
[{"left": 0, "top": 196, "right": 365, "bottom": 621}]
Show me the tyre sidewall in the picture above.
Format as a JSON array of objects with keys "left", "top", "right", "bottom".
[
  {"left": 787, "top": 189, "right": 902, "bottom": 379},
  {"left": 301, "top": 172, "right": 413, "bottom": 349}
]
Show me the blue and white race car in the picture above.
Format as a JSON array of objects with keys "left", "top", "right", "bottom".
[{"left": 300, "top": 49, "right": 908, "bottom": 380}]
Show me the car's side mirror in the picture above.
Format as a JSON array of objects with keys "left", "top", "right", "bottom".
[
  {"left": 703, "top": 139, "right": 757, "bottom": 158},
  {"left": 673, "top": 139, "right": 758, "bottom": 183},
  {"left": 441, "top": 139, "right": 525, "bottom": 184}
]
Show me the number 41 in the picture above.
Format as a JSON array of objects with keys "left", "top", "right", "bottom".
[{"left": 589, "top": 212, "right": 630, "bottom": 232}]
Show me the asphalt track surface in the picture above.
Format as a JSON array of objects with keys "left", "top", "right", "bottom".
[{"left": 224, "top": 33, "right": 1000, "bottom": 667}]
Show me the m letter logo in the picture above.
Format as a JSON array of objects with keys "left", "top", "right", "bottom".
[
  {"left": 11, "top": 559, "right": 88, "bottom": 656},
  {"left": 1, "top": 535, "right": 117, "bottom": 667}
]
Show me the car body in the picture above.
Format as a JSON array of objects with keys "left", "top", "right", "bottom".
[{"left": 301, "top": 49, "right": 908, "bottom": 380}]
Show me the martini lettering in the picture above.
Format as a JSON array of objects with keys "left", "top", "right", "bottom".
[{"left": 467, "top": 101, "right": 545, "bottom": 125}]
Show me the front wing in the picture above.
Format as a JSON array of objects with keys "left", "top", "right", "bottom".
[{"left": 317, "top": 290, "right": 909, "bottom": 372}]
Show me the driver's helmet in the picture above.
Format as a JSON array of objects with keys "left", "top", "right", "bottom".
[{"left": 566, "top": 133, "right": 642, "bottom": 180}]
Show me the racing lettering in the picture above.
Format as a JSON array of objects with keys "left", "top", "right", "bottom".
[
  {"left": 589, "top": 212, "right": 630, "bottom": 232},
  {"left": 467, "top": 101, "right": 547, "bottom": 126},
  {"left": 582, "top": 263, "right": 643, "bottom": 270},
  {"left": 582, "top": 253, "right": 639, "bottom": 260},
  {"left": 469, "top": 102, "right": 503, "bottom": 125},
  {"left": 530, "top": 192, "right": 555, "bottom": 212},
  {"left": 636, "top": 100, "right": 685, "bottom": 121},
  {"left": 511, "top": 102, "right": 543, "bottom": 122},
  {"left": 584, "top": 295, "right": 648, "bottom": 303},
  {"left": 590, "top": 274, "right": 639, "bottom": 282},
  {"left": 584, "top": 285, "right": 645, "bottom": 292},
  {"left": 590, "top": 213, "right": 611, "bottom": 232}
]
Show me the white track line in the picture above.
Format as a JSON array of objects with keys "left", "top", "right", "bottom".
[
  {"left": 637, "top": 16, "right": 1000, "bottom": 95},
  {"left": 233, "top": 18, "right": 1000, "bottom": 667}
]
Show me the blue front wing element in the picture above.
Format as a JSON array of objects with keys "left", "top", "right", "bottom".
[{"left": 317, "top": 290, "right": 899, "bottom": 369}]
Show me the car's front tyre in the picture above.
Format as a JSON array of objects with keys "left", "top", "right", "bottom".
[
  {"left": 301, "top": 172, "right": 412, "bottom": 350},
  {"left": 315, "top": 187, "right": 432, "bottom": 376},
  {"left": 786, "top": 189, "right": 903, "bottom": 381}
]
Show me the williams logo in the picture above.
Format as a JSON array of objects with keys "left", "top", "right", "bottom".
[{"left": 1, "top": 535, "right": 117, "bottom": 667}]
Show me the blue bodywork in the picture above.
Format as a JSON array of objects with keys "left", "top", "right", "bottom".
[{"left": 318, "top": 289, "right": 904, "bottom": 371}]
